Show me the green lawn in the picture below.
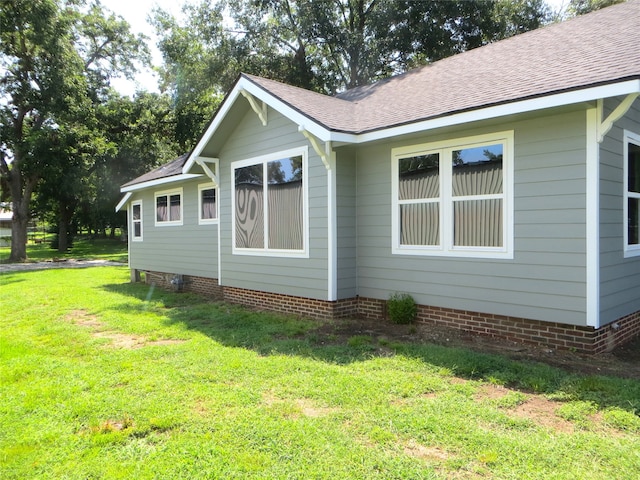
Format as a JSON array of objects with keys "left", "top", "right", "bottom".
[
  {"left": 0, "top": 236, "right": 128, "bottom": 263},
  {"left": 1, "top": 267, "right": 639, "bottom": 479}
]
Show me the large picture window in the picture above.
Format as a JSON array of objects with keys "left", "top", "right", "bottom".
[
  {"left": 392, "top": 131, "right": 513, "bottom": 258},
  {"left": 625, "top": 130, "right": 640, "bottom": 257},
  {"left": 232, "top": 147, "right": 307, "bottom": 256},
  {"left": 198, "top": 183, "right": 218, "bottom": 224},
  {"left": 131, "top": 201, "right": 142, "bottom": 241},
  {"left": 155, "top": 188, "right": 183, "bottom": 226}
]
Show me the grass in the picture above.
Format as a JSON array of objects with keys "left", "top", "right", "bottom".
[
  {"left": 0, "top": 236, "right": 128, "bottom": 263},
  {"left": 1, "top": 267, "right": 639, "bottom": 479}
]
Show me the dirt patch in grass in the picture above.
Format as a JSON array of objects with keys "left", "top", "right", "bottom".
[
  {"left": 312, "top": 316, "right": 640, "bottom": 379},
  {"left": 510, "top": 396, "right": 574, "bottom": 433},
  {"left": 64, "top": 309, "right": 185, "bottom": 349},
  {"left": 403, "top": 439, "right": 451, "bottom": 462}
]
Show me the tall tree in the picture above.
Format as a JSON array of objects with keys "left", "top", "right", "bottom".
[
  {"left": 0, "top": 0, "right": 148, "bottom": 260},
  {"left": 153, "top": 1, "right": 551, "bottom": 149}
]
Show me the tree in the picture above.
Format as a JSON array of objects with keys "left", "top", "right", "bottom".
[
  {"left": 567, "top": 0, "right": 626, "bottom": 16},
  {"left": 0, "top": 0, "right": 148, "bottom": 260}
]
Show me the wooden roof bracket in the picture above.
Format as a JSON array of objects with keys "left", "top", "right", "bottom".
[
  {"left": 597, "top": 93, "right": 639, "bottom": 143},
  {"left": 298, "top": 126, "right": 332, "bottom": 170},
  {"left": 195, "top": 157, "right": 219, "bottom": 187},
  {"left": 240, "top": 89, "right": 268, "bottom": 126}
]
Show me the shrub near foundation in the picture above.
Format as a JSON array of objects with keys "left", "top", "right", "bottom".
[{"left": 387, "top": 292, "right": 417, "bottom": 324}]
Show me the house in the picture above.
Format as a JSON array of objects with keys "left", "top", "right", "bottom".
[
  {"left": 117, "top": 1, "right": 640, "bottom": 353},
  {"left": 0, "top": 203, "right": 12, "bottom": 247}
]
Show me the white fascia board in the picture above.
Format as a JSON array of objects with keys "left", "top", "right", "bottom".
[
  {"left": 183, "top": 77, "right": 333, "bottom": 174},
  {"left": 115, "top": 192, "right": 132, "bottom": 212},
  {"left": 120, "top": 174, "right": 202, "bottom": 193},
  {"left": 330, "top": 79, "right": 640, "bottom": 145}
]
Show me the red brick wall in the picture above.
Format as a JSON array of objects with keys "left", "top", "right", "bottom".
[{"left": 136, "top": 269, "right": 639, "bottom": 353}]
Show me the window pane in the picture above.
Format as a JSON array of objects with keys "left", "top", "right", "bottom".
[
  {"left": 170, "top": 194, "right": 181, "bottom": 221},
  {"left": 398, "top": 154, "right": 439, "bottom": 200},
  {"left": 629, "top": 197, "right": 639, "bottom": 245},
  {"left": 400, "top": 203, "right": 439, "bottom": 246},
  {"left": 268, "top": 156, "right": 303, "bottom": 250},
  {"left": 134, "top": 222, "right": 141, "bottom": 237},
  {"left": 452, "top": 144, "right": 503, "bottom": 196},
  {"left": 454, "top": 199, "right": 503, "bottom": 247},
  {"left": 235, "top": 165, "right": 264, "bottom": 248},
  {"left": 156, "top": 196, "right": 167, "bottom": 222},
  {"left": 629, "top": 142, "right": 640, "bottom": 193},
  {"left": 201, "top": 188, "right": 216, "bottom": 219},
  {"left": 132, "top": 204, "right": 141, "bottom": 221}
]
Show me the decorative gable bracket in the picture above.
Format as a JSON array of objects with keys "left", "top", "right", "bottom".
[
  {"left": 195, "top": 157, "right": 219, "bottom": 187},
  {"left": 298, "top": 126, "right": 332, "bottom": 170},
  {"left": 597, "top": 93, "right": 640, "bottom": 143},
  {"left": 240, "top": 89, "right": 268, "bottom": 126}
]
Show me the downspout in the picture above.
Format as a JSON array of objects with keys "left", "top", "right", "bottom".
[
  {"left": 587, "top": 93, "right": 640, "bottom": 328},
  {"left": 299, "top": 126, "right": 337, "bottom": 301}
]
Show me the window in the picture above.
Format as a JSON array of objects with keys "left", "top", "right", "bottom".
[
  {"left": 155, "top": 188, "right": 183, "bottom": 226},
  {"left": 131, "top": 201, "right": 142, "bottom": 241},
  {"left": 232, "top": 147, "right": 308, "bottom": 256},
  {"left": 198, "top": 183, "right": 218, "bottom": 224},
  {"left": 625, "top": 130, "right": 640, "bottom": 257},
  {"left": 392, "top": 131, "right": 513, "bottom": 258}
]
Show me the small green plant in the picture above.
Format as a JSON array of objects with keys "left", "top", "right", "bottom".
[{"left": 387, "top": 292, "right": 417, "bottom": 324}]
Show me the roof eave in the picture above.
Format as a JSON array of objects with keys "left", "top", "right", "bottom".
[
  {"left": 330, "top": 78, "right": 640, "bottom": 145},
  {"left": 182, "top": 74, "right": 335, "bottom": 174},
  {"left": 120, "top": 173, "right": 203, "bottom": 193}
]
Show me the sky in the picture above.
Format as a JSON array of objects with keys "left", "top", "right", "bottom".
[
  {"left": 100, "top": 0, "right": 184, "bottom": 96},
  {"left": 101, "top": 0, "right": 570, "bottom": 96}
]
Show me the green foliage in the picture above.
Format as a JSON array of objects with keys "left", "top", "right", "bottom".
[
  {"left": 0, "top": 0, "right": 150, "bottom": 260},
  {"left": 387, "top": 292, "right": 418, "bottom": 325},
  {"left": 1, "top": 267, "right": 640, "bottom": 478}
]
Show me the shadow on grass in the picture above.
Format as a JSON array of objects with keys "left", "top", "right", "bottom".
[{"left": 102, "top": 282, "right": 640, "bottom": 415}]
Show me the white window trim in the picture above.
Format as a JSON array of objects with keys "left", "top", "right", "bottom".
[
  {"left": 131, "top": 200, "right": 143, "bottom": 242},
  {"left": 391, "top": 131, "right": 514, "bottom": 259},
  {"left": 198, "top": 183, "right": 219, "bottom": 225},
  {"left": 154, "top": 187, "right": 184, "bottom": 226},
  {"left": 624, "top": 130, "right": 640, "bottom": 257},
  {"left": 231, "top": 146, "right": 309, "bottom": 258}
]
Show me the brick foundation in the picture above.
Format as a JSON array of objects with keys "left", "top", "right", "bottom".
[
  {"left": 135, "top": 269, "right": 639, "bottom": 354},
  {"left": 140, "top": 270, "right": 223, "bottom": 300}
]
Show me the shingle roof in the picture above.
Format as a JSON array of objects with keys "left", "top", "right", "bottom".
[
  {"left": 122, "top": 153, "right": 189, "bottom": 188},
  {"left": 246, "top": 0, "right": 640, "bottom": 134}
]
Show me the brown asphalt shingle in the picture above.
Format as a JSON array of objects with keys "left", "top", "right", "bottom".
[
  {"left": 122, "top": 154, "right": 189, "bottom": 188},
  {"left": 246, "top": 0, "right": 640, "bottom": 134}
]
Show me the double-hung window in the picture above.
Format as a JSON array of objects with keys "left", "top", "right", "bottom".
[
  {"left": 198, "top": 183, "right": 218, "bottom": 224},
  {"left": 625, "top": 130, "right": 640, "bottom": 257},
  {"left": 232, "top": 147, "right": 308, "bottom": 256},
  {"left": 392, "top": 131, "right": 513, "bottom": 258},
  {"left": 131, "top": 201, "right": 142, "bottom": 241},
  {"left": 155, "top": 188, "right": 183, "bottom": 226}
]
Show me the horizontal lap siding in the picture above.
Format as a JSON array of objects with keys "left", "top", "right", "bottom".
[
  {"left": 129, "top": 179, "right": 218, "bottom": 278},
  {"left": 599, "top": 97, "right": 640, "bottom": 324},
  {"left": 217, "top": 108, "right": 328, "bottom": 300},
  {"left": 336, "top": 150, "right": 357, "bottom": 299},
  {"left": 356, "top": 109, "right": 588, "bottom": 326}
]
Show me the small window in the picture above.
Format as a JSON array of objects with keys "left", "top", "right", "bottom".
[
  {"left": 131, "top": 201, "right": 142, "bottom": 241},
  {"left": 392, "top": 131, "right": 513, "bottom": 258},
  {"left": 231, "top": 147, "right": 308, "bottom": 256},
  {"left": 155, "top": 188, "right": 183, "bottom": 226},
  {"left": 625, "top": 130, "right": 640, "bottom": 257},
  {"left": 199, "top": 183, "right": 218, "bottom": 224}
]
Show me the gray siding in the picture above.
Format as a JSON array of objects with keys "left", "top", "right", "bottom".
[
  {"left": 355, "top": 109, "right": 589, "bottom": 325},
  {"left": 128, "top": 178, "right": 218, "bottom": 278},
  {"left": 336, "top": 148, "right": 357, "bottom": 299},
  {"left": 599, "top": 96, "right": 640, "bottom": 324},
  {"left": 216, "top": 107, "right": 329, "bottom": 300}
]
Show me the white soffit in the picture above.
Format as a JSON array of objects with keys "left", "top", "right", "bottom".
[
  {"left": 184, "top": 77, "right": 640, "bottom": 172},
  {"left": 120, "top": 174, "right": 202, "bottom": 193}
]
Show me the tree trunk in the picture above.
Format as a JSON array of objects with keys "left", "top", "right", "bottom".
[
  {"left": 57, "top": 201, "right": 75, "bottom": 253},
  {"left": 7, "top": 168, "right": 37, "bottom": 262}
]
